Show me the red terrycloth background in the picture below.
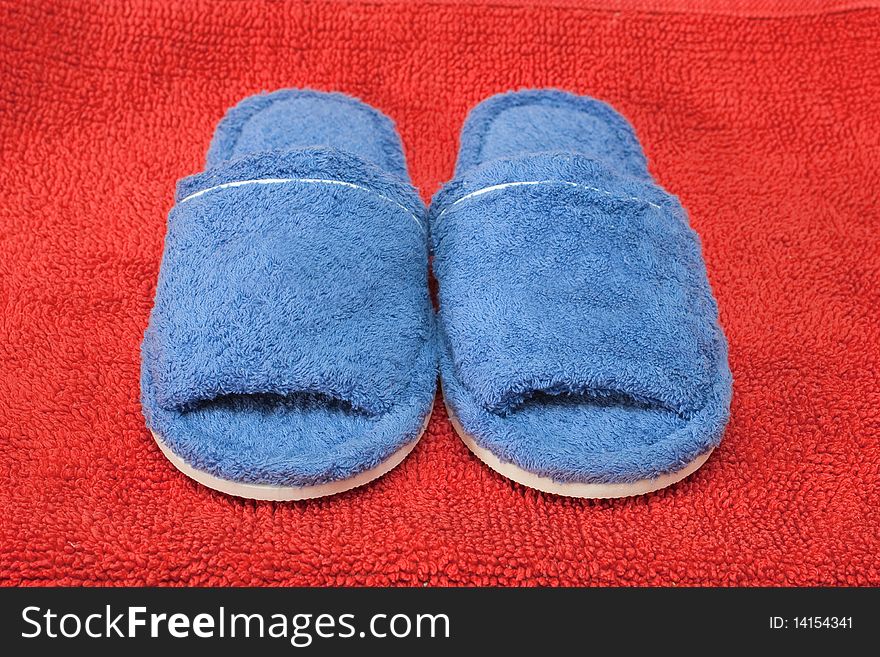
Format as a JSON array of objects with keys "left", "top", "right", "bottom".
[{"left": 1, "top": 0, "right": 878, "bottom": 586}]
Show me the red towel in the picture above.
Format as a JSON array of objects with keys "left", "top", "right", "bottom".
[{"left": 1, "top": 0, "right": 878, "bottom": 586}]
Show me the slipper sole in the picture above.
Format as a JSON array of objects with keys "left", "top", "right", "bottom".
[
  {"left": 445, "top": 401, "right": 712, "bottom": 499},
  {"left": 151, "top": 412, "right": 430, "bottom": 501}
]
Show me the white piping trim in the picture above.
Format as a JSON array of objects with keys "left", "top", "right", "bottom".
[
  {"left": 179, "top": 177, "right": 425, "bottom": 232},
  {"left": 436, "top": 179, "right": 661, "bottom": 218}
]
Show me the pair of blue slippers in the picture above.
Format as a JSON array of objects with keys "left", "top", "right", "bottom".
[{"left": 141, "top": 89, "right": 732, "bottom": 500}]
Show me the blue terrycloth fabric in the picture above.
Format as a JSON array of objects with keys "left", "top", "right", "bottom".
[
  {"left": 141, "top": 90, "right": 435, "bottom": 487},
  {"left": 431, "top": 90, "right": 732, "bottom": 484}
]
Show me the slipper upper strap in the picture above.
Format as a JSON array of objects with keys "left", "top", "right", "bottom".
[
  {"left": 143, "top": 148, "right": 429, "bottom": 416},
  {"left": 430, "top": 153, "right": 725, "bottom": 418}
]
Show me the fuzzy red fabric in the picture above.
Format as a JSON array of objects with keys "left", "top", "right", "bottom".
[{"left": 1, "top": 0, "right": 878, "bottom": 586}]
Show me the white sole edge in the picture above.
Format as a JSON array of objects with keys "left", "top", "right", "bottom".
[
  {"left": 151, "top": 414, "right": 429, "bottom": 501},
  {"left": 446, "top": 404, "right": 713, "bottom": 499}
]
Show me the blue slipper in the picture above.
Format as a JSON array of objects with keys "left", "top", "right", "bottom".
[
  {"left": 430, "top": 90, "right": 732, "bottom": 498},
  {"left": 141, "top": 90, "right": 436, "bottom": 500}
]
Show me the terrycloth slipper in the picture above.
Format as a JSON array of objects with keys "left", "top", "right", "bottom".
[
  {"left": 430, "top": 90, "right": 732, "bottom": 498},
  {"left": 141, "top": 89, "right": 436, "bottom": 500}
]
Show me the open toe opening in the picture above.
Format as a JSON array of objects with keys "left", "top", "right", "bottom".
[
  {"left": 502, "top": 391, "right": 689, "bottom": 464},
  {"left": 143, "top": 324, "right": 436, "bottom": 489},
  {"left": 168, "top": 393, "right": 385, "bottom": 484},
  {"left": 444, "top": 380, "right": 716, "bottom": 488},
  {"left": 441, "top": 356, "right": 726, "bottom": 486}
]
